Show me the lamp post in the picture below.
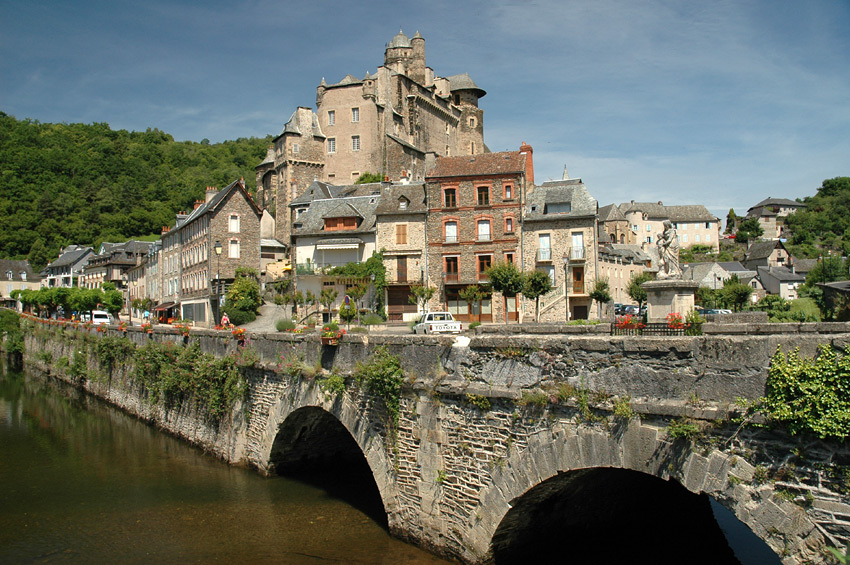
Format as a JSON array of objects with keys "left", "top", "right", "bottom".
[
  {"left": 370, "top": 273, "right": 376, "bottom": 312},
  {"left": 713, "top": 273, "right": 718, "bottom": 309},
  {"left": 214, "top": 240, "right": 223, "bottom": 324}
]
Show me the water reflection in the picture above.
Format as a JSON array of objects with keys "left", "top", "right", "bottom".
[{"left": 0, "top": 363, "right": 447, "bottom": 564}]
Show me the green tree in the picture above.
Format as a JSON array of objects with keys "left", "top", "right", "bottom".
[
  {"left": 319, "top": 288, "right": 339, "bottom": 321},
  {"left": 459, "top": 285, "right": 489, "bottom": 324},
  {"left": 26, "top": 238, "right": 52, "bottom": 271},
  {"left": 806, "top": 256, "right": 848, "bottom": 286},
  {"left": 522, "top": 270, "right": 554, "bottom": 323},
  {"left": 224, "top": 273, "right": 262, "bottom": 325},
  {"left": 721, "top": 275, "right": 753, "bottom": 311},
  {"left": 354, "top": 172, "right": 384, "bottom": 184},
  {"left": 724, "top": 209, "right": 738, "bottom": 234},
  {"left": 588, "top": 278, "right": 612, "bottom": 319},
  {"left": 408, "top": 284, "right": 437, "bottom": 313},
  {"left": 485, "top": 261, "right": 526, "bottom": 323},
  {"left": 627, "top": 272, "right": 654, "bottom": 312},
  {"left": 735, "top": 216, "right": 764, "bottom": 243}
]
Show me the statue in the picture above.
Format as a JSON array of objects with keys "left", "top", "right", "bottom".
[{"left": 656, "top": 220, "right": 682, "bottom": 279}]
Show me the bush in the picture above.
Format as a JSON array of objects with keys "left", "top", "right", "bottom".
[
  {"left": 361, "top": 313, "right": 383, "bottom": 325},
  {"left": 275, "top": 318, "right": 296, "bottom": 332},
  {"left": 223, "top": 305, "right": 256, "bottom": 326}
]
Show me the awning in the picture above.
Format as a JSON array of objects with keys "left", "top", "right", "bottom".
[
  {"left": 316, "top": 243, "right": 360, "bottom": 250},
  {"left": 153, "top": 302, "right": 176, "bottom": 311}
]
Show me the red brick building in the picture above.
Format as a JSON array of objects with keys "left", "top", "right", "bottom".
[{"left": 425, "top": 144, "right": 533, "bottom": 322}]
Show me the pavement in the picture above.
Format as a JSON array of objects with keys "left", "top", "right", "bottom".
[{"left": 239, "top": 303, "right": 413, "bottom": 335}]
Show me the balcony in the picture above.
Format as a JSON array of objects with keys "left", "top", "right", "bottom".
[
  {"left": 565, "top": 246, "right": 586, "bottom": 262},
  {"left": 537, "top": 248, "right": 552, "bottom": 262},
  {"left": 295, "top": 261, "right": 360, "bottom": 275},
  {"left": 477, "top": 234, "right": 491, "bottom": 242},
  {"left": 444, "top": 235, "right": 458, "bottom": 244}
]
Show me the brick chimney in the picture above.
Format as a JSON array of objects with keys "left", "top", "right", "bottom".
[
  {"left": 161, "top": 226, "right": 170, "bottom": 235},
  {"left": 205, "top": 186, "right": 219, "bottom": 203},
  {"left": 520, "top": 141, "right": 534, "bottom": 187},
  {"left": 193, "top": 200, "right": 203, "bottom": 210}
]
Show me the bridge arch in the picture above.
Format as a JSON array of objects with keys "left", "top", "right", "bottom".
[
  {"left": 465, "top": 421, "right": 821, "bottom": 563},
  {"left": 261, "top": 385, "right": 398, "bottom": 529}
]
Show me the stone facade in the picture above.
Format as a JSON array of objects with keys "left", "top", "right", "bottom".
[
  {"left": 597, "top": 246, "right": 647, "bottom": 306},
  {"left": 22, "top": 324, "right": 850, "bottom": 564},
  {"left": 425, "top": 148, "right": 530, "bottom": 322},
  {"left": 522, "top": 178, "right": 598, "bottom": 322},
  {"left": 620, "top": 201, "right": 721, "bottom": 252}
]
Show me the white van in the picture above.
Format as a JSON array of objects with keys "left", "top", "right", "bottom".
[{"left": 91, "top": 310, "right": 113, "bottom": 325}]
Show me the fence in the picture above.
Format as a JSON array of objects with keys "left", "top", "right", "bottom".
[{"left": 611, "top": 323, "right": 685, "bottom": 336}]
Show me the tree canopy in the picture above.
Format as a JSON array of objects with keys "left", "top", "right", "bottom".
[
  {"left": 785, "top": 177, "right": 850, "bottom": 257},
  {"left": 0, "top": 113, "right": 271, "bottom": 268}
]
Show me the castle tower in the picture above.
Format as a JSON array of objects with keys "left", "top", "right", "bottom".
[
  {"left": 448, "top": 73, "right": 486, "bottom": 155},
  {"left": 384, "top": 30, "right": 412, "bottom": 74},
  {"left": 409, "top": 31, "right": 426, "bottom": 84}
]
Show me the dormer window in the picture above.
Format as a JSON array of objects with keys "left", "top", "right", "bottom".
[
  {"left": 325, "top": 217, "right": 357, "bottom": 231},
  {"left": 399, "top": 197, "right": 409, "bottom": 210},
  {"left": 5, "top": 271, "right": 11, "bottom": 280},
  {"left": 20, "top": 272, "right": 26, "bottom": 281}
]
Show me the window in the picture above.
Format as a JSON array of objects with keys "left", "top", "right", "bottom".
[
  {"left": 20, "top": 271, "right": 26, "bottom": 281},
  {"left": 646, "top": 224, "right": 652, "bottom": 232},
  {"left": 229, "top": 239, "right": 240, "bottom": 259},
  {"left": 229, "top": 214, "right": 240, "bottom": 233},
  {"left": 504, "top": 252, "right": 514, "bottom": 264},
  {"left": 706, "top": 222, "right": 712, "bottom": 229},
  {"left": 477, "top": 255, "right": 492, "bottom": 278},
  {"left": 469, "top": 117, "right": 475, "bottom": 127},
  {"left": 695, "top": 234, "right": 701, "bottom": 242},
  {"left": 444, "top": 256, "right": 459, "bottom": 281},
  {"left": 444, "top": 188, "right": 457, "bottom": 208},
  {"left": 293, "top": 143, "right": 299, "bottom": 154},
  {"left": 477, "top": 220, "right": 491, "bottom": 241},
  {"left": 646, "top": 236, "right": 652, "bottom": 243},
  {"left": 328, "top": 110, "right": 335, "bottom": 125},
  {"left": 477, "top": 186, "right": 489, "bottom": 206},
  {"left": 396, "top": 224, "right": 408, "bottom": 245},
  {"left": 705, "top": 234, "right": 711, "bottom": 242},
  {"left": 399, "top": 197, "right": 408, "bottom": 210},
  {"left": 471, "top": 141, "right": 475, "bottom": 153},
  {"left": 505, "top": 217, "right": 514, "bottom": 234},
  {"left": 538, "top": 233, "right": 551, "bottom": 261},
  {"left": 327, "top": 138, "right": 336, "bottom": 153},
  {"left": 682, "top": 234, "right": 688, "bottom": 243},
  {"left": 325, "top": 217, "right": 357, "bottom": 231},
  {"left": 5, "top": 270, "right": 11, "bottom": 280},
  {"left": 444, "top": 221, "right": 458, "bottom": 243},
  {"left": 351, "top": 135, "right": 360, "bottom": 151},
  {"left": 351, "top": 107, "right": 359, "bottom": 122},
  {"left": 504, "top": 184, "right": 513, "bottom": 200}
]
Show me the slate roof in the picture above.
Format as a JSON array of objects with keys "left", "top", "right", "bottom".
[
  {"left": 375, "top": 183, "right": 427, "bottom": 216},
  {"left": 291, "top": 192, "right": 380, "bottom": 237},
  {"left": 790, "top": 258, "right": 818, "bottom": 274},
  {"left": 446, "top": 73, "right": 486, "bottom": 98},
  {"left": 387, "top": 30, "right": 411, "bottom": 48},
  {"left": 745, "top": 240, "right": 784, "bottom": 261},
  {"left": 717, "top": 261, "right": 749, "bottom": 272},
  {"left": 758, "top": 266, "right": 806, "bottom": 282},
  {"left": 749, "top": 197, "right": 805, "bottom": 210},
  {"left": 603, "top": 244, "right": 652, "bottom": 265},
  {"left": 0, "top": 259, "right": 40, "bottom": 282},
  {"left": 47, "top": 245, "right": 94, "bottom": 269},
  {"left": 619, "top": 201, "right": 668, "bottom": 218},
  {"left": 278, "top": 109, "right": 324, "bottom": 139},
  {"left": 292, "top": 181, "right": 335, "bottom": 206},
  {"left": 598, "top": 203, "right": 627, "bottom": 222},
  {"left": 387, "top": 133, "right": 424, "bottom": 154},
  {"left": 427, "top": 151, "right": 525, "bottom": 179},
  {"left": 619, "top": 202, "right": 717, "bottom": 222},
  {"left": 176, "top": 179, "right": 260, "bottom": 232},
  {"left": 327, "top": 74, "right": 363, "bottom": 88},
  {"left": 525, "top": 179, "right": 597, "bottom": 222}
]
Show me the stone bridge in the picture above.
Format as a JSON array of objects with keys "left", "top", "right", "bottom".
[{"left": 21, "top": 322, "right": 850, "bottom": 563}]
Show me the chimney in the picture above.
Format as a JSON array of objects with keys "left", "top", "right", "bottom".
[
  {"left": 205, "top": 186, "right": 219, "bottom": 203},
  {"left": 161, "top": 226, "right": 169, "bottom": 235},
  {"left": 193, "top": 200, "right": 203, "bottom": 210},
  {"left": 519, "top": 141, "right": 534, "bottom": 187}
]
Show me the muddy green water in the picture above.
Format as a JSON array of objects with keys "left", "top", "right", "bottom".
[{"left": 0, "top": 363, "right": 448, "bottom": 564}]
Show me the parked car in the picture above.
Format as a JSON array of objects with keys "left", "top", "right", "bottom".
[
  {"left": 91, "top": 310, "right": 113, "bottom": 325},
  {"left": 412, "top": 312, "right": 462, "bottom": 335}
]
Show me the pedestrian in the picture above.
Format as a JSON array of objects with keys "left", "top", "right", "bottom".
[{"left": 220, "top": 312, "right": 231, "bottom": 327}]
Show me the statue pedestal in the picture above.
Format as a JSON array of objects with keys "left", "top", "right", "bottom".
[{"left": 641, "top": 280, "right": 699, "bottom": 324}]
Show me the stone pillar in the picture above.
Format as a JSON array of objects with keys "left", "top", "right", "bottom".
[{"left": 642, "top": 280, "right": 699, "bottom": 324}]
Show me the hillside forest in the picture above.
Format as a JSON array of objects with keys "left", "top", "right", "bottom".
[{"left": 0, "top": 113, "right": 271, "bottom": 270}]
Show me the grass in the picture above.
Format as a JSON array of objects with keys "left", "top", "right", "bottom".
[{"left": 790, "top": 297, "right": 820, "bottom": 321}]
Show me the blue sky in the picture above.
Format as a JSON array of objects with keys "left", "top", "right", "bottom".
[{"left": 2, "top": 0, "right": 848, "bottom": 219}]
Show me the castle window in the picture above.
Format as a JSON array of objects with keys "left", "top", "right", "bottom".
[
  {"left": 443, "top": 188, "right": 457, "bottom": 208},
  {"left": 505, "top": 217, "right": 514, "bottom": 234},
  {"left": 293, "top": 143, "right": 299, "bottom": 154},
  {"left": 351, "top": 135, "right": 360, "bottom": 151},
  {"left": 351, "top": 107, "right": 360, "bottom": 122},
  {"left": 328, "top": 110, "right": 335, "bottom": 125},
  {"left": 469, "top": 117, "right": 476, "bottom": 127},
  {"left": 477, "top": 186, "right": 490, "bottom": 206},
  {"left": 454, "top": 94, "right": 460, "bottom": 104},
  {"left": 327, "top": 138, "right": 336, "bottom": 154}
]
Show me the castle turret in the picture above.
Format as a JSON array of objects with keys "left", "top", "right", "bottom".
[
  {"left": 384, "top": 30, "right": 412, "bottom": 74},
  {"left": 410, "top": 31, "right": 426, "bottom": 84}
]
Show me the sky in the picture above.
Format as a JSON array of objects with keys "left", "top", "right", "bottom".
[{"left": 2, "top": 0, "right": 849, "bottom": 219}]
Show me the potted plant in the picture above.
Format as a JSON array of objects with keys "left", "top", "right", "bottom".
[
  {"left": 320, "top": 322, "right": 345, "bottom": 345},
  {"left": 232, "top": 327, "right": 246, "bottom": 343}
]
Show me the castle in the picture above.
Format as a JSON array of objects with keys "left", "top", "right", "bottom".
[{"left": 255, "top": 30, "right": 487, "bottom": 238}]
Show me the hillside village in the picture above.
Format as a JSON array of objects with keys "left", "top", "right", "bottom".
[{"left": 5, "top": 31, "right": 847, "bottom": 327}]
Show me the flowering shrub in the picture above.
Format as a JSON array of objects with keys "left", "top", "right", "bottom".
[
  {"left": 614, "top": 314, "right": 645, "bottom": 330},
  {"left": 666, "top": 312, "right": 685, "bottom": 330},
  {"left": 118, "top": 321, "right": 128, "bottom": 332},
  {"left": 173, "top": 322, "right": 192, "bottom": 337},
  {"left": 232, "top": 327, "right": 246, "bottom": 340},
  {"left": 141, "top": 322, "right": 153, "bottom": 334},
  {"left": 96, "top": 324, "right": 108, "bottom": 333},
  {"left": 321, "top": 322, "right": 345, "bottom": 341}
]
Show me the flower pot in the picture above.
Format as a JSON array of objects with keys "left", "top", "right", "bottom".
[{"left": 321, "top": 337, "right": 339, "bottom": 346}]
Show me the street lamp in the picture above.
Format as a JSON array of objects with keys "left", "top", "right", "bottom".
[
  {"left": 370, "top": 273, "right": 376, "bottom": 312},
  {"left": 214, "top": 240, "right": 223, "bottom": 323}
]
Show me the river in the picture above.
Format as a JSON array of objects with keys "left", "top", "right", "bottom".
[{"left": 0, "top": 361, "right": 448, "bottom": 564}]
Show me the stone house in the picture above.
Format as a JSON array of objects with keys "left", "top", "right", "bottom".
[
  {"left": 0, "top": 260, "right": 40, "bottom": 309},
  {"left": 757, "top": 266, "right": 805, "bottom": 300},
  {"left": 290, "top": 181, "right": 381, "bottom": 322},
  {"left": 743, "top": 240, "right": 791, "bottom": 271},
  {"left": 424, "top": 146, "right": 531, "bottom": 322},
  {"left": 256, "top": 30, "right": 487, "bottom": 242},
  {"left": 42, "top": 245, "right": 94, "bottom": 289},
  {"left": 374, "top": 181, "right": 428, "bottom": 321},
  {"left": 79, "top": 240, "right": 153, "bottom": 290},
  {"left": 745, "top": 198, "right": 805, "bottom": 240},
  {"left": 598, "top": 203, "right": 635, "bottom": 245},
  {"left": 597, "top": 244, "right": 649, "bottom": 306},
  {"left": 619, "top": 201, "right": 721, "bottom": 252},
  {"left": 522, "top": 177, "right": 598, "bottom": 321}
]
